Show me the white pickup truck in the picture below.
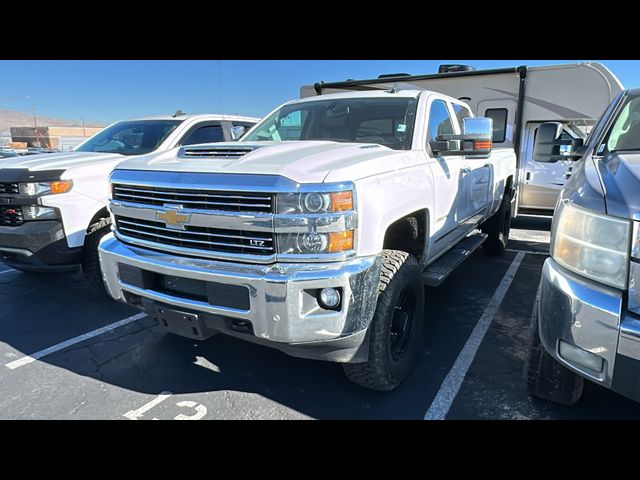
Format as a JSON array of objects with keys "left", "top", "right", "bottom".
[
  {"left": 98, "top": 89, "right": 516, "bottom": 390},
  {"left": 0, "top": 113, "right": 259, "bottom": 293}
]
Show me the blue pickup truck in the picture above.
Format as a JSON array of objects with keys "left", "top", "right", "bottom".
[{"left": 525, "top": 88, "right": 640, "bottom": 405}]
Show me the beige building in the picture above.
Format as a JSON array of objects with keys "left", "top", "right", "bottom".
[{"left": 10, "top": 126, "right": 104, "bottom": 149}]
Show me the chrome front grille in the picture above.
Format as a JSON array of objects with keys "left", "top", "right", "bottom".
[
  {"left": 0, "top": 183, "right": 19, "bottom": 195},
  {"left": 112, "top": 184, "right": 274, "bottom": 213},
  {"left": 115, "top": 215, "right": 275, "bottom": 256}
]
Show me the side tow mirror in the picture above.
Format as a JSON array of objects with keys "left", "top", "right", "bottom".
[
  {"left": 429, "top": 117, "right": 493, "bottom": 158},
  {"left": 533, "top": 122, "right": 585, "bottom": 163},
  {"left": 231, "top": 125, "right": 247, "bottom": 140}
]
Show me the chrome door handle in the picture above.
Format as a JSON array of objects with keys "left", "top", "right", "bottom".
[{"left": 461, "top": 167, "right": 471, "bottom": 173}]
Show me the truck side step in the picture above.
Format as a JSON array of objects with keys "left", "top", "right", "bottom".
[{"left": 422, "top": 233, "right": 488, "bottom": 287}]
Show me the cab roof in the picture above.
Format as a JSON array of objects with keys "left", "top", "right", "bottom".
[{"left": 126, "top": 113, "right": 261, "bottom": 122}]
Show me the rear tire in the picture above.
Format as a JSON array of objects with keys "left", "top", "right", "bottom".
[
  {"left": 524, "top": 286, "right": 584, "bottom": 406},
  {"left": 482, "top": 190, "right": 512, "bottom": 255},
  {"left": 82, "top": 218, "right": 111, "bottom": 297},
  {"left": 343, "top": 250, "right": 425, "bottom": 391}
]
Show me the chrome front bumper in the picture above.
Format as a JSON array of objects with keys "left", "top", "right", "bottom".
[
  {"left": 98, "top": 233, "right": 381, "bottom": 362},
  {"left": 538, "top": 258, "right": 640, "bottom": 401}
]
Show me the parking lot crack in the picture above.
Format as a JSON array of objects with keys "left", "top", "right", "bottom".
[{"left": 95, "top": 345, "right": 142, "bottom": 370}]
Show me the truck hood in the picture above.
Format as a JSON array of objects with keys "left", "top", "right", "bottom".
[
  {"left": 597, "top": 152, "right": 640, "bottom": 219},
  {"left": 115, "top": 141, "right": 414, "bottom": 184},
  {"left": 0, "top": 151, "right": 125, "bottom": 171}
]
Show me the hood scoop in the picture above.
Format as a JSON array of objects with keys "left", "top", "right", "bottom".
[{"left": 178, "top": 145, "right": 262, "bottom": 159}]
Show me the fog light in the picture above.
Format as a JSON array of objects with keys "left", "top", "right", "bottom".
[
  {"left": 558, "top": 341, "right": 604, "bottom": 373},
  {"left": 319, "top": 288, "right": 341, "bottom": 309}
]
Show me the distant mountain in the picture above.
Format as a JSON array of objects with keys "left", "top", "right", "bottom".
[{"left": 0, "top": 108, "right": 105, "bottom": 136}]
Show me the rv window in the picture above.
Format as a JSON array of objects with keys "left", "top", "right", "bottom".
[
  {"left": 452, "top": 104, "right": 472, "bottom": 129},
  {"left": 484, "top": 108, "right": 508, "bottom": 143},
  {"left": 427, "top": 100, "right": 454, "bottom": 143}
]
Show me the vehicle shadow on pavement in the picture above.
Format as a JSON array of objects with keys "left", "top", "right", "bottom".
[
  {"left": 1, "top": 266, "right": 442, "bottom": 419},
  {"left": 41, "top": 314, "right": 448, "bottom": 419}
]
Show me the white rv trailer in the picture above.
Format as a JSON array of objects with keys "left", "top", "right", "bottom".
[{"left": 300, "top": 62, "right": 623, "bottom": 216}]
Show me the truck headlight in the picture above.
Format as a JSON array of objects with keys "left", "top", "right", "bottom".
[
  {"left": 275, "top": 186, "right": 356, "bottom": 258},
  {"left": 278, "top": 231, "right": 354, "bottom": 254},
  {"left": 19, "top": 180, "right": 73, "bottom": 196},
  {"left": 277, "top": 191, "right": 354, "bottom": 214},
  {"left": 21, "top": 205, "right": 59, "bottom": 220},
  {"left": 551, "top": 200, "right": 631, "bottom": 289},
  {"left": 628, "top": 223, "right": 640, "bottom": 313}
]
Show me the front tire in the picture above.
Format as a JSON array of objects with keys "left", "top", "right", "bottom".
[
  {"left": 481, "top": 190, "right": 512, "bottom": 255},
  {"left": 343, "top": 250, "right": 425, "bottom": 391},
  {"left": 82, "top": 218, "right": 111, "bottom": 296},
  {"left": 524, "top": 286, "right": 584, "bottom": 406}
]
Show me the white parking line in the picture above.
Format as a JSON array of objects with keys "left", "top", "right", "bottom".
[
  {"left": 424, "top": 251, "right": 526, "bottom": 420},
  {"left": 4, "top": 312, "right": 147, "bottom": 370},
  {"left": 508, "top": 230, "right": 550, "bottom": 244},
  {"left": 124, "top": 392, "right": 173, "bottom": 420},
  {"left": 506, "top": 248, "right": 548, "bottom": 256}
]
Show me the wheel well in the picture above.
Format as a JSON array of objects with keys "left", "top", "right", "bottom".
[
  {"left": 382, "top": 209, "right": 428, "bottom": 262},
  {"left": 87, "top": 208, "right": 111, "bottom": 231}
]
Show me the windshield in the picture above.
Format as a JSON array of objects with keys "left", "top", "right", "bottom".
[
  {"left": 243, "top": 97, "right": 418, "bottom": 150},
  {"left": 75, "top": 120, "right": 182, "bottom": 155},
  {"left": 605, "top": 95, "right": 640, "bottom": 153}
]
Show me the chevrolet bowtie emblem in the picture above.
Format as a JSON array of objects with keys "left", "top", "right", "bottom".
[{"left": 157, "top": 206, "right": 191, "bottom": 230}]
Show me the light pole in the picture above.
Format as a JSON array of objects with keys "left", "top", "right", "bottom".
[
  {"left": 81, "top": 117, "right": 86, "bottom": 137},
  {"left": 32, "top": 104, "right": 39, "bottom": 148}
]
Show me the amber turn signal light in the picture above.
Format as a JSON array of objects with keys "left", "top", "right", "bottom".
[
  {"left": 330, "top": 191, "right": 354, "bottom": 212},
  {"left": 473, "top": 140, "right": 492, "bottom": 150},
  {"left": 50, "top": 181, "right": 73, "bottom": 194},
  {"left": 328, "top": 230, "right": 354, "bottom": 252}
]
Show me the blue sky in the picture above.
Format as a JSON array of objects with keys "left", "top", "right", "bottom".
[{"left": 1, "top": 60, "right": 638, "bottom": 125}]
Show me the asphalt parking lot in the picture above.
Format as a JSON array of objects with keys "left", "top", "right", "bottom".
[{"left": 1, "top": 216, "right": 639, "bottom": 420}]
